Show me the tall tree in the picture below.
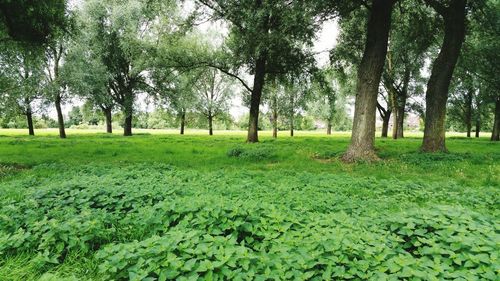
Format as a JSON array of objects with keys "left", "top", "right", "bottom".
[
  {"left": 63, "top": 30, "right": 115, "bottom": 134},
  {"left": 280, "top": 79, "right": 311, "bottom": 137},
  {"left": 196, "top": 0, "right": 318, "bottom": 142},
  {"left": 310, "top": 69, "right": 337, "bottom": 135},
  {"left": 421, "top": 0, "right": 467, "bottom": 152},
  {"left": 342, "top": 0, "right": 395, "bottom": 162},
  {"left": 0, "top": 46, "right": 45, "bottom": 135},
  {"left": 193, "top": 68, "right": 232, "bottom": 135},
  {"left": 81, "top": 0, "right": 177, "bottom": 136},
  {"left": 45, "top": 39, "right": 69, "bottom": 138},
  {"left": 382, "top": 4, "right": 433, "bottom": 139}
]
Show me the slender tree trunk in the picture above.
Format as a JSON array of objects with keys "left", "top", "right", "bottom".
[
  {"left": 247, "top": 55, "right": 267, "bottom": 143},
  {"left": 104, "top": 108, "right": 112, "bottom": 134},
  {"left": 26, "top": 109, "right": 35, "bottom": 136},
  {"left": 395, "top": 66, "right": 410, "bottom": 139},
  {"left": 327, "top": 122, "right": 332, "bottom": 135},
  {"left": 465, "top": 90, "right": 473, "bottom": 137},
  {"left": 491, "top": 96, "right": 500, "bottom": 141},
  {"left": 395, "top": 105, "right": 405, "bottom": 138},
  {"left": 381, "top": 111, "right": 391, "bottom": 138},
  {"left": 272, "top": 108, "right": 278, "bottom": 138},
  {"left": 475, "top": 117, "right": 480, "bottom": 138},
  {"left": 422, "top": 0, "right": 466, "bottom": 152},
  {"left": 290, "top": 116, "right": 294, "bottom": 137},
  {"left": 180, "top": 111, "right": 185, "bottom": 135},
  {"left": 208, "top": 115, "right": 213, "bottom": 136},
  {"left": 55, "top": 94, "right": 66, "bottom": 139},
  {"left": 342, "top": 0, "right": 394, "bottom": 162}
]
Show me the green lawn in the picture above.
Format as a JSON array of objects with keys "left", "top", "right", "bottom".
[{"left": 0, "top": 130, "right": 498, "bottom": 280}]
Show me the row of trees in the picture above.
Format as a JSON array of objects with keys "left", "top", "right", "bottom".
[{"left": 1, "top": 0, "right": 499, "bottom": 162}]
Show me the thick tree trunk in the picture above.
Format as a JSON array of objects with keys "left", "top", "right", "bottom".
[
  {"left": 247, "top": 56, "right": 266, "bottom": 143},
  {"left": 123, "top": 91, "right": 133, "bottom": 136},
  {"left": 327, "top": 122, "right": 332, "bottom": 135},
  {"left": 55, "top": 94, "right": 66, "bottom": 139},
  {"left": 123, "top": 115, "right": 132, "bottom": 136},
  {"left": 394, "top": 105, "right": 405, "bottom": 138},
  {"left": 342, "top": 0, "right": 394, "bottom": 162},
  {"left": 26, "top": 109, "right": 35, "bottom": 136},
  {"left": 104, "top": 108, "right": 112, "bottom": 134},
  {"left": 381, "top": 111, "right": 391, "bottom": 138},
  {"left": 422, "top": 0, "right": 466, "bottom": 152},
  {"left": 208, "top": 115, "right": 213, "bottom": 136},
  {"left": 180, "top": 111, "right": 185, "bottom": 135},
  {"left": 465, "top": 90, "right": 473, "bottom": 137},
  {"left": 491, "top": 97, "right": 500, "bottom": 141},
  {"left": 272, "top": 109, "right": 278, "bottom": 138}
]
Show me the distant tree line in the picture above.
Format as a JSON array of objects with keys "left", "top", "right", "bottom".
[{"left": 0, "top": 0, "right": 498, "bottom": 161}]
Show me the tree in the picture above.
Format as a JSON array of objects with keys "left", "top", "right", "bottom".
[
  {"left": 342, "top": 0, "right": 395, "bottom": 162},
  {"left": 0, "top": 46, "right": 45, "bottom": 135},
  {"left": 421, "top": 0, "right": 467, "bottom": 152},
  {"left": 382, "top": 4, "right": 434, "bottom": 139},
  {"left": 193, "top": 68, "right": 232, "bottom": 135},
  {"left": 45, "top": 38, "right": 69, "bottom": 138},
  {"left": 492, "top": 96, "right": 500, "bottom": 141},
  {"left": 309, "top": 69, "right": 337, "bottom": 135},
  {"left": 68, "top": 106, "right": 83, "bottom": 127},
  {"left": 196, "top": 0, "right": 318, "bottom": 142},
  {"left": 0, "top": 0, "right": 67, "bottom": 44},
  {"left": 62, "top": 27, "right": 115, "bottom": 134},
  {"left": 81, "top": 0, "right": 177, "bottom": 136},
  {"left": 151, "top": 69, "right": 198, "bottom": 135},
  {"left": 280, "top": 79, "right": 311, "bottom": 137}
]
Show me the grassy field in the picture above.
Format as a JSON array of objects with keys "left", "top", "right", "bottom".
[{"left": 0, "top": 129, "right": 498, "bottom": 280}]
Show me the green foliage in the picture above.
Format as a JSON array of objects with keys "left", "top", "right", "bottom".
[
  {"left": 0, "top": 0, "right": 67, "bottom": 44},
  {"left": 226, "top": 144, "right": 276, "bottom": 161},
  {"left": 0, "top": 154, "right": 497, "bottom": 279}
]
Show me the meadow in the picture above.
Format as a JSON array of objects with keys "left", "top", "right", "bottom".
[{"left": 0, "top": 129, "right": 498, "bottom": 280}]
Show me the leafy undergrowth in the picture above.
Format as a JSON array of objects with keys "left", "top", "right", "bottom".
[{"left": 0, "top": 164, "right": 498, "bottom": 280}]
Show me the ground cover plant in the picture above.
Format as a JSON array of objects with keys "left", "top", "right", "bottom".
[{"left": 0, "top": 130, "right": 498, "bottom": 280}]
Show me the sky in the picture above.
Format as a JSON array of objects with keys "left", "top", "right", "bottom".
[{"left": 57, "top": 0, "right": 340, "bottom": 120}]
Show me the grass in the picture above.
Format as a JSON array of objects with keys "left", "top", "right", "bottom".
[{"left": 0, "top": 129, "right": 498, "bottom": 280}]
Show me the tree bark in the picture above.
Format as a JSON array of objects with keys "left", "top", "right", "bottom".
[
  {"left": 475, "top": 118, "right": 480, "bottom": 138},
  {"left": 208, "top": 114, "right": 213, "bottom": 136},
  {"left": 272, "top": 108, "right": 278, "bottom": 138},
  {"left": 342, "top": 0, "right": 394, "bottom": 162},
  {"left": 381, "top": 110, "right": 391, "bottom": 138},
  {"left": 491, "top": 96, "right": 500, "bottom": 141},
  {"left": 327, "top": 122, "right": 332, "bottom": 135},
  {"left": 55, "top": 94, "right": 66, "bottom": 139},
  {"left": 103, "top": 107, "right": 113, "bottom": 134},
  {"left": 123, "top": 90, "right": 133, "bottom": 136},
  {"left": 180, "top": 111, "right": 185, "bottom": 135},
  {"left": 465, "top": 90, "right": 473, "bottom": 137},
  {"left": 26, "top": 108, "right": 35, "bottom": 136},
  {"left": 476, "top": 115, "right": 481, "bottom": 138},
  {"left": 394, "top": 105, "right": 405, "bottom": 138},
  {"left": 124, "top": 115, "right": 132, "bottom": 136},
  {"left": 247, "top": 55, "right": 267, "bottom": 143},
  {"left": 422, "top": 0, "right": 466, "bottom": 152},
  {"left": 290, "top": 116, "right": 294, "bottom": 137}
]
